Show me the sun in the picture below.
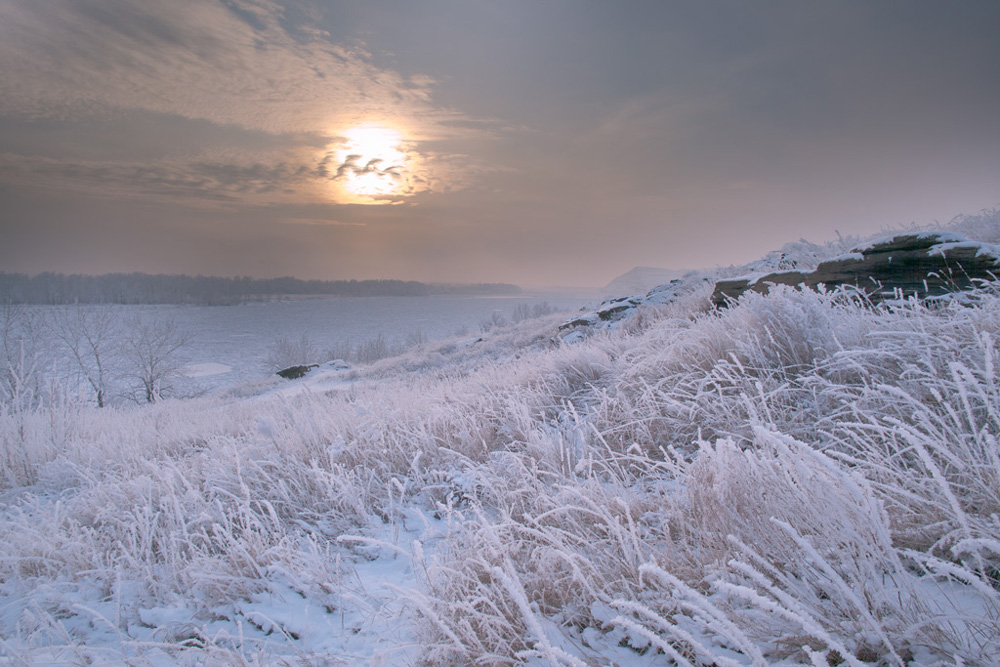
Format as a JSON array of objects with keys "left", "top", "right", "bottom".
[{"left": 333, "top": 125, "right": 409, "bottom": 201}]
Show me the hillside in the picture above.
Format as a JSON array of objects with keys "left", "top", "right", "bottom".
[
  {"left": 1, "top": 210, "right": 999, "bottom": 665},
  {"left": 602, "top": 266, "right": 686, "bottom": 296}
]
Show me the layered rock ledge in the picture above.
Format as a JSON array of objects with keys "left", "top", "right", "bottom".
[
  {"left": 711, "top": 232, "right": 1000, "bottom": 308},
  {"left": 560, "top": 232, "right": 1000, "bottom": 341}
]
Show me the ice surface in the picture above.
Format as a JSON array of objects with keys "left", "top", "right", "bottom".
[{"left": 181, "top": 362, "right": 233, "bottom": 378}]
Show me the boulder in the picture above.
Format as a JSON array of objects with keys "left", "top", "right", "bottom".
[
  {"left": 711, "top": 233, "right": 1000, "bottom": 308},
  {"left": 559, "top": 313, "right": 600, "bottom": 330},
  {"left": 276, "top": 364, "right": 319, "bottom": 380},
  {"left": 597, "top": 296, "right": 644, "bottom": 321}
]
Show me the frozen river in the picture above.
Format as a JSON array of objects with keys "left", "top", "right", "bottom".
[{"left": 137, "top": 293, "right": 593, "bottom": 392}]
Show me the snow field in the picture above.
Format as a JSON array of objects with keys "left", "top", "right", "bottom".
[{"left": 1, "top": 277, "right": 1000, "bottom": 664}]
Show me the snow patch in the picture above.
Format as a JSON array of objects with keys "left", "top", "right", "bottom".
[{"left": 182, "top": 362, "right": 233, "bottom": 377}]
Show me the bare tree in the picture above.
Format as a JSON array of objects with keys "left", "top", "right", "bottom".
[
  {"left": 123, "top": 316, "right": 191, "bottom": 403},
  {"left": 1, "top": 302, "right": 48, "bottom": 411},
  {"left": 50, "top": 304, "right": 120, "bottom": 408}
]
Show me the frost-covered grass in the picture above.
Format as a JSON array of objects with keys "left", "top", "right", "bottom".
[{"left": 2, "top": 276, "right": 1000, "bottom": 664}]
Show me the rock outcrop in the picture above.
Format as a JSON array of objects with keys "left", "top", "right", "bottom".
[
  {"left": 276, "top": 364, "right": 319, "bottom": 380},
  {"left": 557, "top": 232, "right": 1000, "bottom": 343},
  {"left": 559, "top": 275, "right": 712, "bottom": 337},
  {"left": 711, "top": 233, "right": 1000, "bottom": 308}
]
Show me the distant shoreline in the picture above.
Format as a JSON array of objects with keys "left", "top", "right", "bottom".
[{"left": 0, "top": 272, "right": 522, "bottom": 306}]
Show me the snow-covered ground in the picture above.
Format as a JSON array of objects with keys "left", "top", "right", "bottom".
[
  {"left": 160, "top": 293, "right": 592, "bottom": 390},
  {"left": 2, "top": 212, "right": 1000, "bottom": 665},
  {"left": 181, "top": 362, "right": 233, "bottom": 379}
]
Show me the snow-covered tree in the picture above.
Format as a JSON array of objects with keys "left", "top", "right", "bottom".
[
  {"left": 50, "top": 304, "right": 119, "bottom": 408},
  {"left": 123, "top": 316, "right": 191, "bottom": 403}
]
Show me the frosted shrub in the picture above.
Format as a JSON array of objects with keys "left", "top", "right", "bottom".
[
  {"left": 524, "top": 341, "right": 617, "bottom": 414},
  {"left": 354, "top": 334, "right": 396, "bottom": 364},
  {"left": 405, "top": 327, "right": 428, "bottom": 346},
  {"left": 511, "top": 301, "right": 555, "bottom": 323},
  {"left": 412, "top": 445, "right": 673, "bottom": 666},
  {"left": 1, "top": 303, "right": 52, "bottom": 411},
  {"left": 414, "top": 514, "right": 557, "bottom": 664},
  {"left": 588, "top": 286, "right": 865, "bottom": 456},
  {"left": 712, "top": 285, "right": 874, "bottom": 376},
  {"left": 816, "top": 296, "right": 1000, "bottom": 550},
  {"left": 480, "top": 310, "right": 508, "bottom": 333},
  {"left": 810, "top": 312, "right": 1000, "bottom": 658},
  {"left": 263, "top": 333, "right": 318, "bottom": 371},
  {"left": 678, "top": 431, "right": 924, "bottom": 664},
  {"left": 324, "top": 337, "right": 354, "bottom": 364},
  {"left": 946, "top": 207, "right": 1000, "bottom": 244}
]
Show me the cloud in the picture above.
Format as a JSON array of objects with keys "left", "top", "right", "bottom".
[
  {"left": 278, "top": 217, "right": 365, "bottom": 227},
  {"left": 0, "top": 0, "right": 490, "bottom": 207},
  {"left": 0, "top": 0, "right": 442, "bottom": 134},
  {"left": 0, "top": 150, "right": 332, "bottom": 208}
]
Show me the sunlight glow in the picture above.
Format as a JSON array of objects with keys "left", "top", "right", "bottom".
[{"left": 333, "top": 125, "right": 409, "bottom": 202}]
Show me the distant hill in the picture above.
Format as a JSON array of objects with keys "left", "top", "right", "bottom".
[
  {"left": 0, "top": 272, "right": 521, "bottom": 306},
  {"left": 602, "top": 266, "right": 685, "bottom": 296}
]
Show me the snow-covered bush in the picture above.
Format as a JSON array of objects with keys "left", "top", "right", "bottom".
[
  {"left": 946, "top": 207, "right": 1000, "bottom": 245},
  {"left": 263, "top": 333, "right": 318, "bottom": 372}
]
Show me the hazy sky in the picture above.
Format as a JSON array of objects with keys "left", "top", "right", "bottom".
[{"left": 2, "top": 1, "right": 998, "bottom": 287}]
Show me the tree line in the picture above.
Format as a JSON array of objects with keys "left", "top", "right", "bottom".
[{"left": 0, "top": 272, "right": 521, "bottom": 306}]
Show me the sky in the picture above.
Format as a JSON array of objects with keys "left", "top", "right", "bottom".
[{"left": 1, "top": 0, "right": 999, "bottom": 288}]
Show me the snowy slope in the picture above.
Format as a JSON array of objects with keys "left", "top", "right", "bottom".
[{"left": 2, "top": 210, "right": 1000, "bottom": 665}]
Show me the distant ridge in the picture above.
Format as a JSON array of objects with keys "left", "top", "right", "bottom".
[
  {"left": 0, "top": 272, "right": 521, "bottom": 306},
  {"left": 602, "top": 266, "right": 684, "bottom": 296}
]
